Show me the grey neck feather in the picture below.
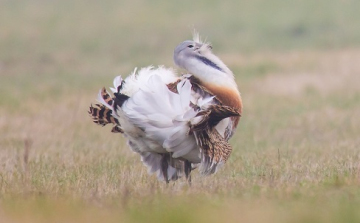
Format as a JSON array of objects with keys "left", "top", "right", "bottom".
[
  {"left": 194, "top": 55, "right": 224, "bottom": 73},
  {"left": 173, "top": 40, "right": 237, "bottom": 89}
]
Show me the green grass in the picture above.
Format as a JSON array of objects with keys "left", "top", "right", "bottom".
[{"left": 1, "top": 0, "right": 360, "bottom": 222}]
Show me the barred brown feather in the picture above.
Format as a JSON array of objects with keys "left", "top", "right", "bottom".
[
  {"left": 88, "top": 104, "right": 122, "bottom": 133},
  {"left": 191, "top": 105, "right": 240, "bottom": 175},
  {"left": 100, "top": 87, "right": 113, "bottom": 106}
]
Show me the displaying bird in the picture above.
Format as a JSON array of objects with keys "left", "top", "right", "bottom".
[{"left": 88, "top": 34, "right": 242, "bottom": 183}]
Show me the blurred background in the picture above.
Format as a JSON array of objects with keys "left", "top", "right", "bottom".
[
  {"left": 1, "top": 0, "right": 360, "bottom": 99},
  {"left": 1, "top": 1, "right": 360, "bottom": 222}
]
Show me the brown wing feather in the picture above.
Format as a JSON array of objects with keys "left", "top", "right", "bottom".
[
  {"left": 100, "top": 87, "right": 113, "bottom": 106},
  {"left": 191, "top": 104, "right": 240, "bottom": 175},
  {"left": 166, "top": 79, "right": 181, "bottom": 93}
]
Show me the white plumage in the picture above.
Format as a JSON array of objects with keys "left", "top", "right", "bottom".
[{"left": 89, "top": 35, "right": 242, "bottom": 183}]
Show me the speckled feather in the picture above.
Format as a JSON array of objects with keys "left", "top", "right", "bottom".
[{"left": 88, "top": 35, "right": 242, "bottom": 183}]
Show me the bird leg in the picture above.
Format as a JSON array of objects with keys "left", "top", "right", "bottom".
[
  {"left": 161, "top": 154, "right": 169, "bottom": 184},
  {"left": 184, "top": 160, "right": 192, "bottom": 186}
]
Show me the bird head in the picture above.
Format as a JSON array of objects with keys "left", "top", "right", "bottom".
[
  {"left": 174, "top": 40, "right": 212, "bottom": 58},
  {"left": 173, "top": 37, "right": 235, "bottom": 88}
]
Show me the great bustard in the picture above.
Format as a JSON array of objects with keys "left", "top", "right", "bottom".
[{"left": 89, "top": 34, "right": 242, "bottom": 183}]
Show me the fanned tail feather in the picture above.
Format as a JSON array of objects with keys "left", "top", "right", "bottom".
[
  {"left": 89, "top": 84, "right": 125, "bottom": 133},
  {"left": 88, "top": 104, "right": 123, "bottom": 133}
]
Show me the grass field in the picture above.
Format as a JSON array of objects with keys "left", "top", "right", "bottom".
[{"left": 1, "top": 0, "right": 360, "bottom": 222}]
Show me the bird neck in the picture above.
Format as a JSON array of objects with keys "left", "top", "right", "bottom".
[
  {"left": 186, "top": 57, "right": 237, "bottom": 88},
  {"left": 187, "top": 65, "right": 242, "bottom": 115},
  {"left": 202, "top": 81, "right": 242, "bottom": 113},
  {"left": 188, "top": 57, "right": 239, "bottom": 92},
  {"left": 181, "top": 52, "right": 242, "bottom": 113}
]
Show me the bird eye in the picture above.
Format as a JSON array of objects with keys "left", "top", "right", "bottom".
[{"left": 187, "top": 45, "right": 194, "bottom": 48}]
